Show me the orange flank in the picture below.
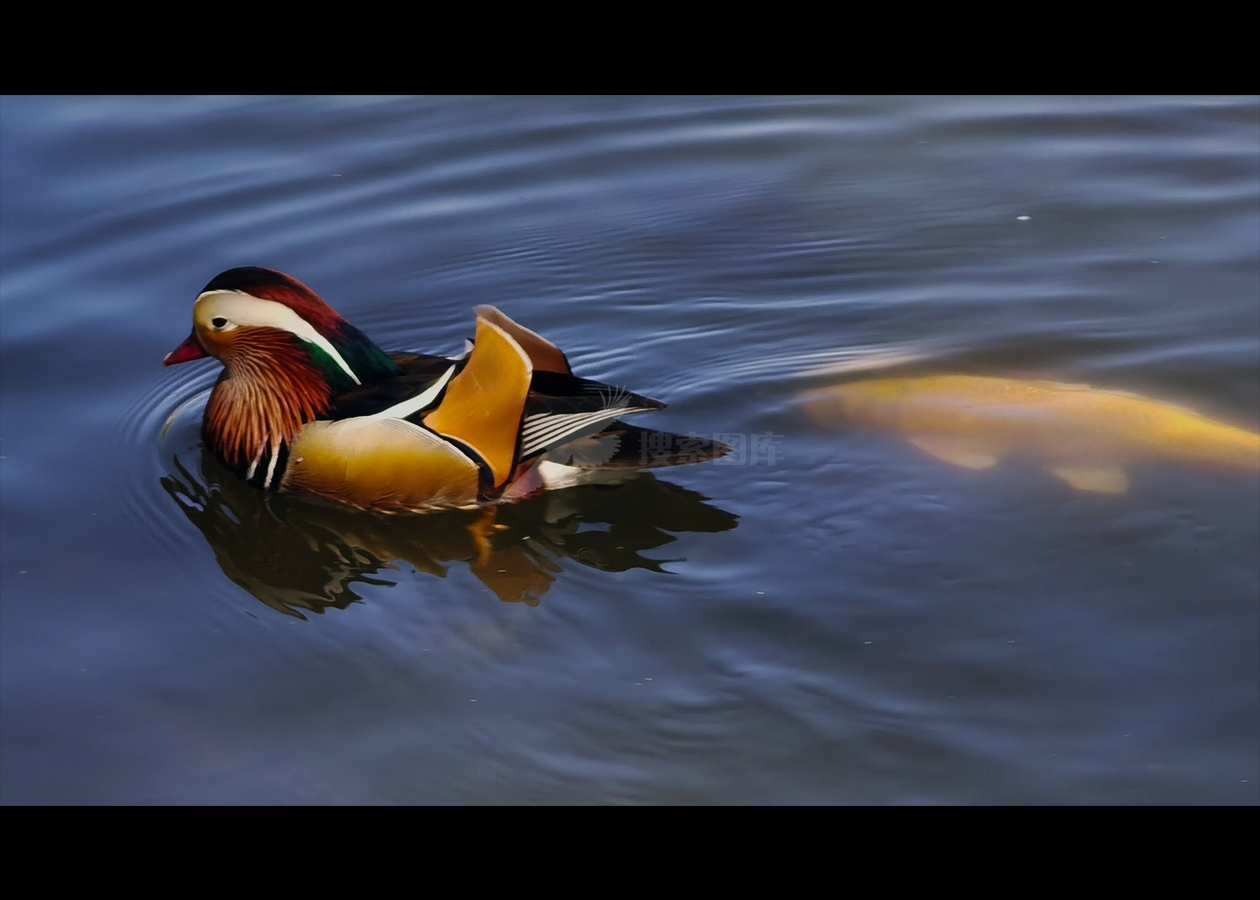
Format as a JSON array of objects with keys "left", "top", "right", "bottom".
[{"left": 285, "top": 417, "right": 481, "bottom": 511}]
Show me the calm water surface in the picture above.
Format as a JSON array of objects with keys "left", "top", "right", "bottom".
[{"left": 2, "top": 96, "right": 1257, "bottom": 804}]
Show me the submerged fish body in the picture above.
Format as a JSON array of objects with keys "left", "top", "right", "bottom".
[{"left": 800, "top": 375, "right": 1260, "bottom": 493}]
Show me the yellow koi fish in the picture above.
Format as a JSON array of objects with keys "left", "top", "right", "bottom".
[{"left": 799, "top": 375, "right": 1260, "bottom": 493}]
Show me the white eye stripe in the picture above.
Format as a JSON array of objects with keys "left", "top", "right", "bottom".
[{"left": 194, "top": 290, "right": 361, "bottom": 385}]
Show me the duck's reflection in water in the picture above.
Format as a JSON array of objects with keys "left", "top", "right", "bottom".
[{"left": 162, "top": 454, "right": 738, "bottom": 617}]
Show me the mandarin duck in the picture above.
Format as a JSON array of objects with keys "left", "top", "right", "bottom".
[{"left": 165, "top": 267, "right": 729, "bottom": 511}]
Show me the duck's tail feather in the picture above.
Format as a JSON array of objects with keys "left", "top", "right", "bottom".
[
  {"left": 542, "top": 422, "right": 732, "bottom": 470},
  {"left": 500, "top": 423, "right": 731, "bottom": 500}
]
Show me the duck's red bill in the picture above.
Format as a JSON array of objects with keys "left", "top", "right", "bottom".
[{"left": 164, "top": 331, "right": 208, "bottom": 365}]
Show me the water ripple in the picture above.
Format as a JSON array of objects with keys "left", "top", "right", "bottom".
[{"left": 112, "top": 361, "right": 219, "bottom": 570}]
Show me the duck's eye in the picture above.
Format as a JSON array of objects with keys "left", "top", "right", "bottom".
[{"left": 211, "top": 317, "right": 228, "bottom": 329}]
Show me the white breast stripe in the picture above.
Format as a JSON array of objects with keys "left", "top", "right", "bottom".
[
  {"left": 245, "top": 444, "right": 265, "bottom": 481},
  {"left": 195, "top": 290, "right": 361, "bottom": 385},
  {"left": 263, "top": 443, "right": 281, "bottom": 489},
  {"left": 368, "top": 365, "right": 457, "bottom": 420}
]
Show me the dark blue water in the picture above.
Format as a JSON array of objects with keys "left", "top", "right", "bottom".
[{"left": 2, "top": 96, "right": 1256, "bottom": 804}]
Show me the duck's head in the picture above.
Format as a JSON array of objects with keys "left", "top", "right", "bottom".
[
  {"left": 165, "top": 267, "right": 400, "bottom": 387},
  {"left": 165, "top": 267, "right": 402, "bottom": 472}
]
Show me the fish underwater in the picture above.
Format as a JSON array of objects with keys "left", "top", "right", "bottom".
[{"left": 799, "top": 375, "right": 1260, "bottom": 493}]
